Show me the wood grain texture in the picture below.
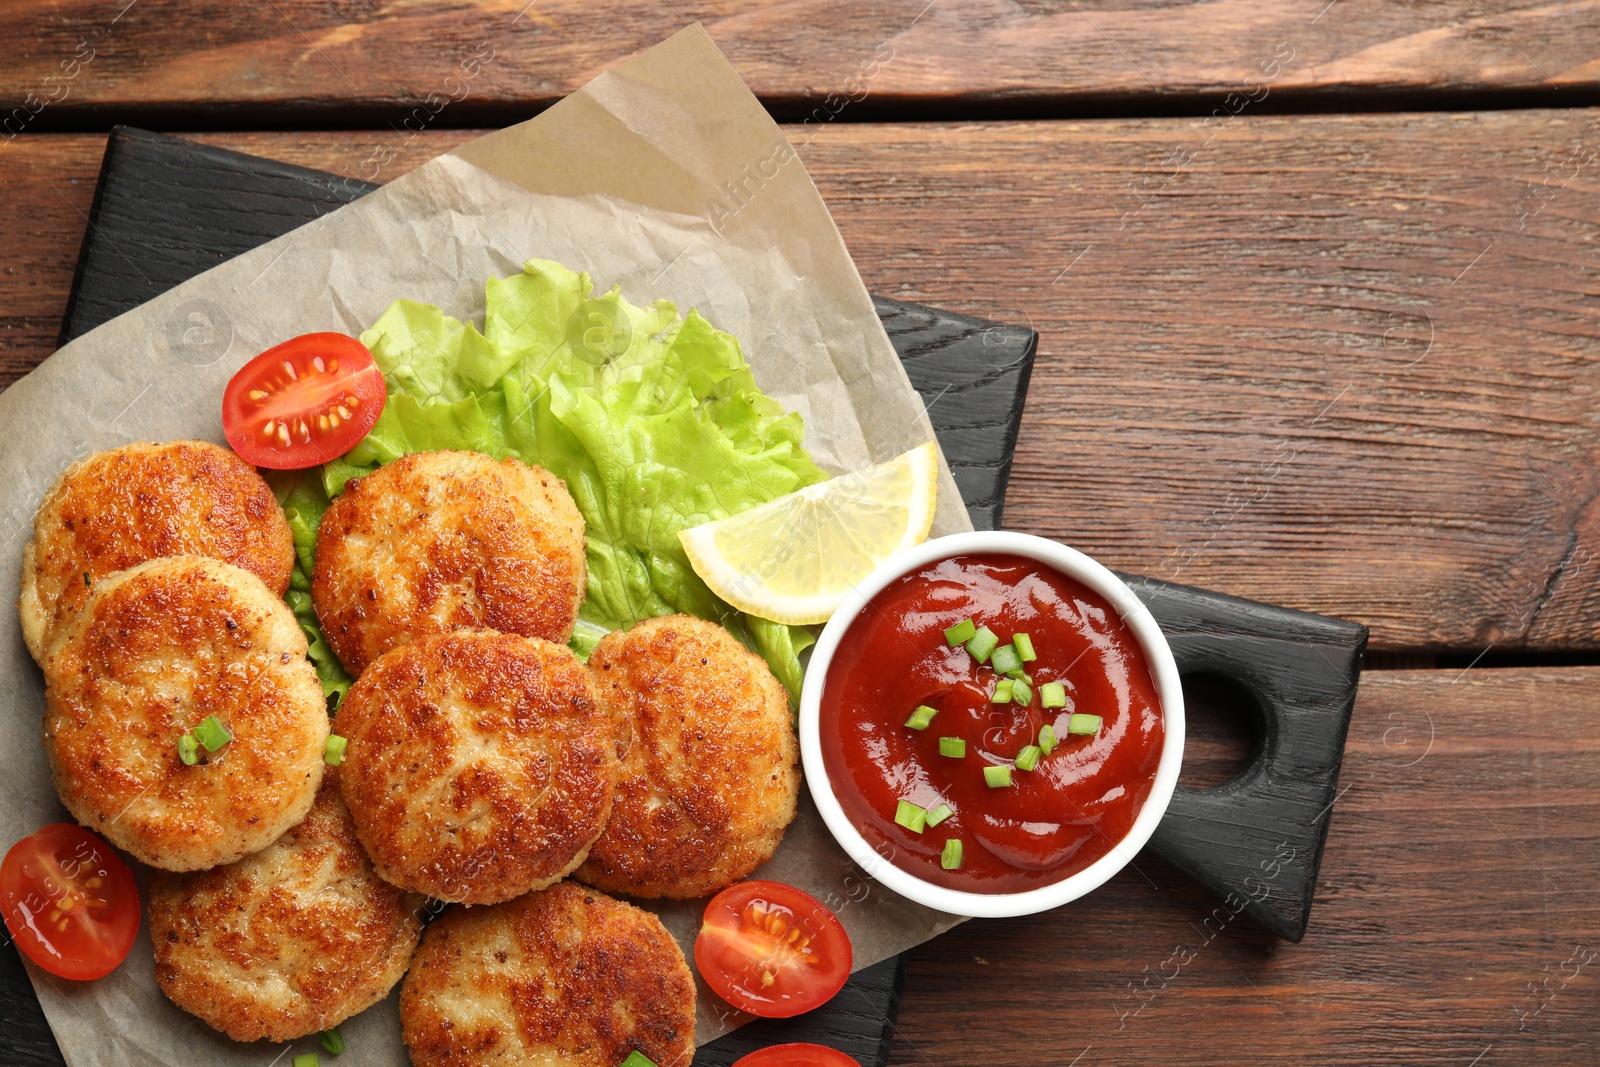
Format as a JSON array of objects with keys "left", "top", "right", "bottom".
[
  {"left": 4, "top": 110, "right": 1600, "bottom": 656},
  {"left": 1, "top": 0, "right": 1598, "bottom": 129},
  {"left": 872, "top": 296, "right": 1036, "bottom": 532},
  {"left": 888, "top": 666, "right": 1600, "bottom": 1066},
  {"left": 0, "top": 940, "right": 64, "bottom": 1067}
]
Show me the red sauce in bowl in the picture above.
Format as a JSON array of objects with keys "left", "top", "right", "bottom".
[{"left": 820, "top": 553, "right": 1165, "bottom": 893}]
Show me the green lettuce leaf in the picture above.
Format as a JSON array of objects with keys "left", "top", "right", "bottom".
[
  {"left": 267, "top": 471, "right": 353, "bottom": 705},
  {"left": 285, "top": 259, "right": 826, "bottom": 705}
]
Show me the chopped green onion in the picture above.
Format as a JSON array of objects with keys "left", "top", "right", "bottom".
[
  {"left": 1015, "top": 744, "right": 1043, "bottom": 772},
  {"left": 293, "top": 1055, "right": 320, "bottom": 1067},
  {"left": 1011, "top": 680, "right": 1033, "bottom": 706},
  {"left": 323, "top": 734, "right": 348, "bottom": 767},
  {"left": 1068, "top": 713, "right": 1104, "bottom": 735},
  {"left": 193, "top": 715, "right": 232, "bottom": 752},
  {"left": 941, "top": 838, "right": 964, "bottom": 870},
  {"left": 318, "top": 1028, "right": 345, "bottom": 1055},
  {"left": 944, "top": 618, "right": 977, "bottom": 647},
  {"left": 1013, "top": 633, "right": 1037, "bottom": 662},
  {"left": 1040, "top": 681, "right": 1068, "bottom": 709},
  {"left": 82, "top": 572, "right": 92, "bottom": 588},
  {"left": 177, "top": 733, "right": 199, "bottom": 766},
  {"left": 894, "top": 800, "right": 929, "bottom": 833},
  {"left": 904, "top": 704, "right": 940, "bottom": 731},
  {"left": 938, "top": 736, "right": 966, "bottom": 758},
  {"left": 1004, "top": 668, "right": 1033, "bottom": 685},
  {"left": 984, "top": 764, "right": 1013, "bottom": 788},
  {"left": 1039, "top": 723, "right": 1058, "bottom": 755},
  {"left": 989, "top": 643, "right": 1022, "bottom": 675},
  {"left": 965, "top": 625, "right": 1000, "bottom": 663},
  {"left": 990, "top": 678, "right": 1014, "bottom": 703},
  {"left": 620, "top": 1053, "right": 659, "bottom": 1067},
  {"left": 926, "top": 803, "right": 954, "bottom": 827}
]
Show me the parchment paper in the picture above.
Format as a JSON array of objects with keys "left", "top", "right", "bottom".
[{"left": 0, "top": 25, "right": 970, "bottom": 1067}]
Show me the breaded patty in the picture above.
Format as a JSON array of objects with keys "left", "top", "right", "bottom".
[
  {"left": 19, "top": 440, "right": 293, "bottom": 663},
  {"left": 42, "top": 556, "right": 327, "bottom": 872},
  {"left": 311, "top": 449, "right": 586, "bottom": 675},
  {"left": 401, "top": 881, "right": 695, "bottom": 1067},
  {"left": 337, "top": 631, "right": 614, "bottom": 905},
  {"left": 149, "top": 768, "right": 422, "bottom": 1042},
  {"left": 575, "top": 614, "right": 799, "bottom": 899}
]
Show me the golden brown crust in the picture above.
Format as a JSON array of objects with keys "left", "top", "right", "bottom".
[
  {"left": 336, "top": 631, "right": 615, "bottom": 905},
  {"left": 575, "top": 614, "right": 799, "bottom": 899},
  {"left": 311, "top": 449, "right": 586, "bottom": 676},
  {"left": 148, "top": 770, "right": 422, "bottom": 1042},
  {"left": 41, "top": 555, "right": 327, "bottom": 872},
  {"left": 400, "top": 882, "right": 695, "bottom": 1067},
  {"left": 19, "top": 440, "right": 294, "bottom": 663}
]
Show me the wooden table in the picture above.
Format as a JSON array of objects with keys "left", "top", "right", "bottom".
[{"left": 4, "top": 4, "right": 1599, "bottom": 1065}]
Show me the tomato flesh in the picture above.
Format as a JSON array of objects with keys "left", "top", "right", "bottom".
[
  {"left": 222, "top": 332, "right": 386, "bottom": 470},
  {"left": 732, "top": 1044, "right": 862, "bottom": 1067},
  {"left": 1, "top": 824, "right": 139, "bottom": 981},
  {"left": 695, "top": 880, "right": 852, "bottom": 1019}
]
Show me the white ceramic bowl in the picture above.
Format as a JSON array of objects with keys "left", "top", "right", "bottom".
[{"left": 798, "top": 531, "right": 1186, "bottom": 918}]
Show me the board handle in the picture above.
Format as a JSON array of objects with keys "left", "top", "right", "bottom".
[{"left": 1119, "top": 573, "right": 1367, "bottom": 942}]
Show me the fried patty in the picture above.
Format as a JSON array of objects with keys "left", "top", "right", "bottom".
[
  {"left": 575, "top": 614, "right": 799, "bottom": 899},
  {"left": 336, "top": 631, "right": 614, "bottom": 905},
  {"left": 149, "top": 768, "right": 422, "bottom": 1042},
  {"left": 42, "top": 555, "right": 327, "bottom": 872},
  {"left": 311, "top": 449, "right": 586, "bottom": 676},
  {"left": 400, "top": 881, "right": 695, "bottom": 1067},
  {"left": 19, "top": 440, "right": 294, "bottom": 663}
]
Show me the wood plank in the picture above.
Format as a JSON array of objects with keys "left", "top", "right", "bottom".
[
  {"left": 2, "top": 111, "right": 1599, "bottom": 655},
  {"left": 0, "top": 137, "right": 103, "bottom": 392},
  {"left": 1, "top": 1, "right": 1598, "bottom": 128},
  {"left": 890, "top": 666, "right": 1600, "bottom": 1066}
]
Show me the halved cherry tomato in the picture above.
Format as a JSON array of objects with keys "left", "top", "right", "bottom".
[
  {"left": 1, "top": 824, "right": 139, "bottom": 981},
  {"left": 222, "top": 332, "right": 386, "bottom": 469},
  {"left": 694, "top": 880, "right": 852, "bottom": 1019},
  {"left": 732, "top": 1044, "right": 862, "bottom": 1067}
]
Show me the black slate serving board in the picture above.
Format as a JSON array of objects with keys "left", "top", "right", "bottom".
[{"left": 2, "top": 127, "right": 1366, "bottom": 1067}]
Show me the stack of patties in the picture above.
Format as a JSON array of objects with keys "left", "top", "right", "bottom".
[
  {"left": 22, "top": 441, "right": 421, "bottom": 1041},
  {"left": 312, "top": 450, "right": 803, "bottom": 1067},
  {"left": 24, "top": 443, "right": 806, "bottom": 1067}
]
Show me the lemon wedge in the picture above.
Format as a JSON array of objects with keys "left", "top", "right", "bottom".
[{"left": 678, "top": 441, "right": 940, "bottom": 625}]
